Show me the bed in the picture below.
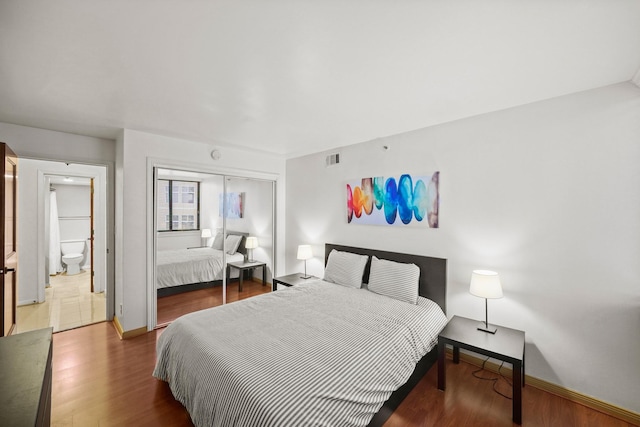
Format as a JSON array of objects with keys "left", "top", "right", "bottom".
[
  {"left": 154, "top": 243, "right": 447, "bottom": 426},
  {"left": 156, "top": 232, "right": 248, "bottom": 297}
]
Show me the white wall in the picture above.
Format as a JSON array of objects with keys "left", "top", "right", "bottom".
[
  {"left": 285, "top": 82, "right": 640, "bottom": 413},
  {"left": 116, "top": 129, "right": 286, "bottom": 332},
  {"left": 0, "top": 122, "right": 114, "bottom": 163},
  {"left": 156, "top": 231, "right": 201, "bottom": 251},
  {"left": 200, "top": 175, "right": 224, "bottom": 234}
]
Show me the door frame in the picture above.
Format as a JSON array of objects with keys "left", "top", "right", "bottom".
[
  {"left": 36, "top": 164, "right": 108, "bottom": 303},
  {"left": 90, "top": 178, "right": 95, "bottom": 292},
  {"left": 146, "top": 157, "right": 278, "bottom": 331},
  {"left": 1, "top": 143, "right": 17, "bottom": 336}
]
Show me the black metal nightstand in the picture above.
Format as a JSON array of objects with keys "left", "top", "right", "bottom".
[
  {"left": 437, "top": 315, "right": 525, "bottom": 424},
  {"left": 226, "top": 261, "right": 267, "bottom": 291},
  {"left": 272, "top": 273, "right": 317, "bottom": 291}
]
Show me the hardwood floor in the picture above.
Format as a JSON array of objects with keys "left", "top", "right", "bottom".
[
  {"left": 51, "top": 286, "right": 635, "bottom": 426},
  {"left": 384, "top": 364, "right": 636, "bottom": 427},
  {"left": 157, "top": 278, "right": 271, "bottom": 325}
]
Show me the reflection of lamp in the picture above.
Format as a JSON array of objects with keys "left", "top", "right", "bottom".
[
  {"left": 297, "top": 245, "right": 313, "bottom": 279},
  {"left": 245, "top": 236, "right": 258, "bottom": 262},
  {"left": 201, "top": 228, "right": 212, "bottom": 247},
  {"left": 469, "top": 270, "right": 503, "bottom": 334}
]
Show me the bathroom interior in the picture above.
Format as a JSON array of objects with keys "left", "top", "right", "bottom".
[{"left": 16, "top": 173, "right": 106, "bottom": 333}]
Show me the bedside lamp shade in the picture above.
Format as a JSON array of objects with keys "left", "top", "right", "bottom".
[
  {"left": 297, "top": 245, "right": 312, "bottom": 260},
  {"left": 470, "top": 270, "right": 503, "bottom": 299},
  {"left": 245, "top": 236, "right": 258, "bottom": 249},
  {"left": 469, "top": 270, "right": 502, "bottom": 334},
  {"left": 245, "top": 236, "right": 258, "bottom": 262},
  {"left": 297, "top": 245, "right": 313, "bottom": 279},
  {"left": 200, "top": 228, "right": 212, "bottom": 246}
]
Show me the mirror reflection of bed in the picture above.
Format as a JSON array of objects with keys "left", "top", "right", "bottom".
[
  {"left": 154, "top": 169, "right": 275, "bottom": 326},
  {"left": 156, "top": 232, "right": 271, "bottom": 325}
]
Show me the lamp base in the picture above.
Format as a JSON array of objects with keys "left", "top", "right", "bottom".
[
  {"left": 300, "top": 274, "right": 312, "bottom": 279},
  {"left": 477, "top": 323, "right": 497, "bottom": 334}
]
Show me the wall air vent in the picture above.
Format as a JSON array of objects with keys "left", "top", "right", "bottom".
[{"left": 326, "top": 153, "right": 340, "bottom": 167}]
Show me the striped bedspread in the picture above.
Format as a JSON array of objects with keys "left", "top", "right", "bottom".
[
  {"left": 156, "top": 247, "right": 244, "bottom": 289},
  {"left": 153, "top": 280, "right": 447, "bottom": 427}
]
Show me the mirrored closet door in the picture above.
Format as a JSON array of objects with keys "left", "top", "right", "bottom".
[
  {"left": 223, "top": 176, "right": 275, "bottom": 303},
  {"left": 154, "top": 168, "right": 274, "bottom": 327}
]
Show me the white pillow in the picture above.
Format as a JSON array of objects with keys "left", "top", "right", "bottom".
[
  {"left": 367, "top": 256, "right": 419, "bottom": 304},
  {"left": 225, "top": 235, "right": 242, "bottom": 255},
  {"left": 323, "top": 249, "right": 368, "bottom": 288},
  {"left": 211, "top": 233, "right": 224, "bottom": 250}
]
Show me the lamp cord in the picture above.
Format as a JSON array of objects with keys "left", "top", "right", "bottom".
[{"left": 472, "top": 356, "right": 513, "bottom": 400}]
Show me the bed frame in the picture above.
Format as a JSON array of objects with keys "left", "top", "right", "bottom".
[
  {"left": 156, "top": 231, "right": 249, "bottom": 297},
  {"left": 324, "top": 243, "right": 447, "bottom": 427}
]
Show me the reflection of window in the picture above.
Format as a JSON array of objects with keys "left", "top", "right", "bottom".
[
  {"left": 182, "top": 186, "right": 195, "bottom": 203},
  {"left": 182, "top": 215, "right": 195, "bottom": 229},
  {"left": 157, "top": 179, "right": 200, "bottom": 231}
]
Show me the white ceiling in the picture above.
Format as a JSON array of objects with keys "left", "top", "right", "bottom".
[{"left": 1, "top": 1, "right": 639, "bottom": 158}]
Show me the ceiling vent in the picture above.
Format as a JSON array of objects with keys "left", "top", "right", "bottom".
[{"left": 326, "top": 153, "right": 340, "bottom": 167}]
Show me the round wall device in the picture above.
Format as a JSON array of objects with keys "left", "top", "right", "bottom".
[{"left": 210, "top": 149, "right": 221, "bottom": 160}]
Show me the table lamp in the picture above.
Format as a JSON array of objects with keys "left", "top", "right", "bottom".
[
  {"left": 297, "top": 245, "right": 313, "bottom": 279},
  {"left": 469, "top": 270, "right": 503, "bottom": 334},
  {"left": 245, "top": 236, "right": 258, "bottom": 262},
  {"left": 201, "top": 228, "right": 212, "bottom": 247}
]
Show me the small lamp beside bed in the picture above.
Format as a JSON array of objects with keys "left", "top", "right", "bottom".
[
  {"left": 201, "top": 229, "right": 212, "bottom": 247},
  {"left": 245, "top": 236, "right": 258, "bottom": 262},
  {"left": 469, "top": 269, "right": 503, "bottom": 334},
  {"left": 297, "top": 244, "right": 313, "bottom": 279}
]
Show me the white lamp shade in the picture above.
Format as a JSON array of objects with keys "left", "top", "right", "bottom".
[
  {"left": 201, "top": 228, "right": 212, "bottom": 238},
  {"left": 245, "top": 236, "right": 259, "bottom": 249},
  {"left": 297, "top": 244, "right": 312, "bottom": 260},
  {"left": 469, "top": 270, "right": 503, "bottom": 299}
]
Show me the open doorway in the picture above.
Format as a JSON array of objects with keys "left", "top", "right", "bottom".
[{"left": 16, "top": 159, "right": 108, "bottom": 333}]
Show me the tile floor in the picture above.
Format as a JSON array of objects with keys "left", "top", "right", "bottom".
[{"left": 17, "top": 270, "right": 106, "bottom": 333}]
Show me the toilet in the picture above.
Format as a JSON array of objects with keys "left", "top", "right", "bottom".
[{"left": 60, "top": 240, "right": 86, "bottom": 275}]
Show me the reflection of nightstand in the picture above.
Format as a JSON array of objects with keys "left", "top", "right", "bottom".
[
  {"left": 437, "top": 315, "right": 525, "bottom": 424},
  {"left": 226, "top": 261, "right": 266, "bottom": 291},
  {"left": 272, "top": 273, "right": 317, "bottom": 291}
]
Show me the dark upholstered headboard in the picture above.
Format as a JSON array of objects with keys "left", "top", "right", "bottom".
[{"left": 324, "top": 244, "right": 447, "bottom": 314}]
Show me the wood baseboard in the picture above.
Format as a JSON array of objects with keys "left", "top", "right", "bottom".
[
  {"left": 447, "top": 349, "right": 640, "bottom": 426},
  {"left": 111, "top": 316, "right": 148, "bottom": 340}
]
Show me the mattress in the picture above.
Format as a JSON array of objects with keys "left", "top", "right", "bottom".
[
  {"left": 156, "top": 247, "right": 244, "bottom": 289},
  {"left": 153, "top": 279, "right": 448, "bottom": 426}
]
